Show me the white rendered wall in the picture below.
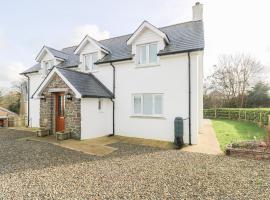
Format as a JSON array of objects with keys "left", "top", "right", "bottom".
[
  {"left": 81, "top": 98, "right": 113, "bottom": 140},
  {"left": 28, "top": 73, "right": 43, "bottom": 127},
  {"left": 96, "top": 51, "right": 203, "bottom": 144},
  {"left": 112, "top": 54, "right": 190, "bottom": 143}
]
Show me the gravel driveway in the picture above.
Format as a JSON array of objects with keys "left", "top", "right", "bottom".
[{"left": 1, "top": 128, "right": 270, "bottom": 199}]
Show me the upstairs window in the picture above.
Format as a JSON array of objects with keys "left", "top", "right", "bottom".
[
  {"left": 83, "top": 52, "right": 98, "bottom": 71},
  {"left": 43, "top": 60, "right": 54, "bottom": 75},
  {"left": 138, "top": 43, "right": 158, "bottom": 65},
  {"left": 132, "top": 93, "right": 163, "bottom": 116}
]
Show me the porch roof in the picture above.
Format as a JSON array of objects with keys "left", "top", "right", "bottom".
[
  {"left": 32, "top": 67, "right": 114, "bottom": 99},
  {"left": 57, "top": 67, "right": 114, "bottom": 98}
]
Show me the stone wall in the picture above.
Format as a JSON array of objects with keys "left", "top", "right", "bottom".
[{"left": 40, "top": 74, "right": 81, "bottom": 139}]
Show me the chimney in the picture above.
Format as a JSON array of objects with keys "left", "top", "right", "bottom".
[{"left": 192, "top": 2, "right": 203, "bottom": 21}]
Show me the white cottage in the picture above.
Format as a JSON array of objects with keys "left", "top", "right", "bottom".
[{"left": 21, "top": 3, "right": 204, "bottom": 144}]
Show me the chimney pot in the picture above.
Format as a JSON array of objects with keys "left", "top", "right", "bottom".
[{"left": 192, "top": 2, "right": 203, "bottom": 21}]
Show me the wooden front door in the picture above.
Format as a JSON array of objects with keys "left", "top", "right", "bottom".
[{"left": 55, "top": 93, "right": 65, "bottom": 132}]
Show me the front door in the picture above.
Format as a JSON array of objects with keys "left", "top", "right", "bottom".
[{"left": 55, "top": 93, "right": 65, "bottom": 132}]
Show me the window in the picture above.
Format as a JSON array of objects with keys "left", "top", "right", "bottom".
[
  {"left": 83, "top": 52, "right": 98, "bottom": 71},
  {"left": 98, "top": 99, "right": 103, "bottom": 112},
  {"left": 132, "top": 94, "right": 163, "bottom": 116},
  {"left": 43, "top": 60, "right": 53, "bottom": 75},
  {"left": 138, "top": 43, "right": 158, "bottom": 65}
]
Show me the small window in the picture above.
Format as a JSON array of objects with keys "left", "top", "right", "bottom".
[
  {"left": 83, "top": 52, "right": 98, "bottom": 71},
  {"left": 98, "top": 99, "right": 103, "bottom": 111},
  {"left": 84, "top": 54, "right": 91, "bottom": 70},
  {"left": 137, "top": 43, "right": 158, "bottom": 65},
  {"left": 43, "top": 60, "right": 53, "bottom": 75},
  {"left": 132, "top": 94, "right": 163, "bottom": 116}
]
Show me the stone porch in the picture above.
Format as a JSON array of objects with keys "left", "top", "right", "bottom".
[{"left": 40, "top": 74, "right": 81, "bottom": 139}]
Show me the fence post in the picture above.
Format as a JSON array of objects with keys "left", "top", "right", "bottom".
[
  {"left": 268, "top": 115, "right": 270, "bottom": 132},
  {"left": 228, "top": 110, "right": 231, "bottom": 119},
  {"left": 259, "top": 112, "right": 262, "bottom": 126},
  {"left": 214, "top": 109, "right": 217, "bottom": 118},
  {"left": 245, "top": 110, "right": 247, "bottom": 121}
]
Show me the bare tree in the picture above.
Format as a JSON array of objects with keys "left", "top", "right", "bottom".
[{"left": 209, "top": 54, "right": 263, "bottom": 108}]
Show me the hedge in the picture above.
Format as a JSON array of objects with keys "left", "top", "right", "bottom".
[{"left": 204, "top": 108, "right": 270, "bottom": 126}]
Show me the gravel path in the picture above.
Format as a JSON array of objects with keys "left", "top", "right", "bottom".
[{"left": 1, "top": 128, "right": 270, "bottom": 199}]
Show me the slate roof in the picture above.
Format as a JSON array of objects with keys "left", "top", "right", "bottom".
[
  {"left": 21, "top": 20, "right": 204, "bottom": 74},
  {"left": 56, "top": 67, "right": 113, "bottom": 98},
  {"left": 45, "top": 46, "right": 70, "bottom": 60}
]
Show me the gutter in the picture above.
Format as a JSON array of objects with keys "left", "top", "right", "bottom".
[
  {"left": 109, "top": 62, "right": 116, "bottom": 136},
  {"left": 23, "top": 74, "right": 30, "bottom": 127},
  {"left": 157, "top": 48, "right": 204, "bottom": 56},
  {"left": 188, "top": 52, "right": 192, "bottom": 145},
  {"left": 96, "top": 57, "right": 132, "bottom": 65}
]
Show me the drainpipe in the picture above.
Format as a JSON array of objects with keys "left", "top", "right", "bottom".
[
  {"left": 109, "top": 62, "right": 116, "bottom": 136},
  {"left": 23, "top": 74, "right": 30, "bottom": 127},
  {"left": 188, "top": 52, "right": 192, "bottom": 145}
]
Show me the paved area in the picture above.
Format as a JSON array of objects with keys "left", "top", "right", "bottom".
[
  {"left": 182, "top": 119, "right": 223, "bottom": 154},
  {"left": 1, "top": 128, "right": 270, "bottom": 199},
  {"left": 24, "top": 134, "right": 175, "bottom": 156}
]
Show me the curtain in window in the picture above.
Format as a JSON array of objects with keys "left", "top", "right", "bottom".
[
  {"left": 149, "top": 44, "right": 157, "bottom": 64},
  {"left": 84, "top": 54, "right": 91, "bottom": 70},
  {"left": 134, "top": 96, "right": 141, "bottom": 114},
  {"left": 92, "top": 53, "right": 98, "bottom": 70},
  {"left": 143, "top": 94, "right": 153, "bottom": 115},
  {"left": 139, "top": 46, "right": 146, "bottom": 64},
  {"left": 154, "top": 95, "right": 162, "bottom": 114}
]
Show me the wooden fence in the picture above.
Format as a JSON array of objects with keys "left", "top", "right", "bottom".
[{"left": 204, "top": 108, "right": 270, "bottom": 129}]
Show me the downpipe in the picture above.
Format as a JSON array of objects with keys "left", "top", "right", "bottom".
[
  {"left": 108, "top": 62, "right": 116, "bottom": 136},
  {"left": 188, "top": 52, "right": 192, "bottom": 145},
  {"left": 23, "top": 74, "right": 30, "bottom": 127}
]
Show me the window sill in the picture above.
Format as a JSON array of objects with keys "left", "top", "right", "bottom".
[
  {"left": 130, "top": 115, "right": 166, "bottom": 119},
  {"left": 135, "top": 63, "right": 160, "bottom": 68}
]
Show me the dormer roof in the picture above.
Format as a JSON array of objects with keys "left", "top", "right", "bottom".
[
  {"left": 35, "top": 46, "right": 69, "bottom": 62},
  {"left": 74, "top": 35, "right": 110, "bottom": 54},
  {"left": 126, "top": 21, "right": 170, "bottom": 45}
]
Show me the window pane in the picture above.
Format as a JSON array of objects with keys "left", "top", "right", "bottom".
[
  {"left": 134, "top": 96, "right": 141, "bottom": 114},
  {"left": 92, "top": 53, "right": 98, "bottom": 70},
  {"left": 139, "top": 45, "right": 146, "bottom": 64},
  {"left": 143, "top": 94, "right": 153, "bottom": 115},
  {"left": 58, "top": 96, "right": 64, "bottom": 116},
  {"left": 149, "top": 43, "right": 157, "bottom": 63},
  {"left": 84, "top": 54, "right": 91, "bottom": 70},
  {"left": 154, "top": 95, "right": 163, "bottom": 114}
]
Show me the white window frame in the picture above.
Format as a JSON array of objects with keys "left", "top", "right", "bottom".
[
  {"left": 132, "top": 93, "right": 164, "bottom": 117},
  {"left": 83, "top": 52, "right": 98, "bottom": 72},
  {"left": 137, "top": 42, "right": 158, "bottom": 67},
  {"left": 42, "top": 60, "right": 54, "bottom": 75}
]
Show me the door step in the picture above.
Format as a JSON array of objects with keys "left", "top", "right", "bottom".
[{"left": 56, "top": 132, "right": 70, "bottom": 141}]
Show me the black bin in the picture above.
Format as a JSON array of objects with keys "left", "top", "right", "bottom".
[{"left": 174, "top": 117, "right": 184, "bottom": 148}]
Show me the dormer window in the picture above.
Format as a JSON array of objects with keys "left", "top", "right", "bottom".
[
  {"left": 83, "top": 52, "right": 98, "bottom": 71},
  {"left": 137, "top": 43, "right": 158, "bottom": 65},
  {"left": 43, "top": 60, "right": 54, "bottom": 75}
]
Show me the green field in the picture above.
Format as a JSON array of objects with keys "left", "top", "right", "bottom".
[{"left": 211, "top": 119, "right": 267, "bottom": 151}]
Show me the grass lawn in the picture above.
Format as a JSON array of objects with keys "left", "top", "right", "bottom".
[{"left": 211, "top": 119, "right": 267, "bottom": 151}]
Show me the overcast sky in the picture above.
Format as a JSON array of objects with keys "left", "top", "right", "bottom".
[{"left": 0, "top": 0, "right": 270, "bottom": 88}]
